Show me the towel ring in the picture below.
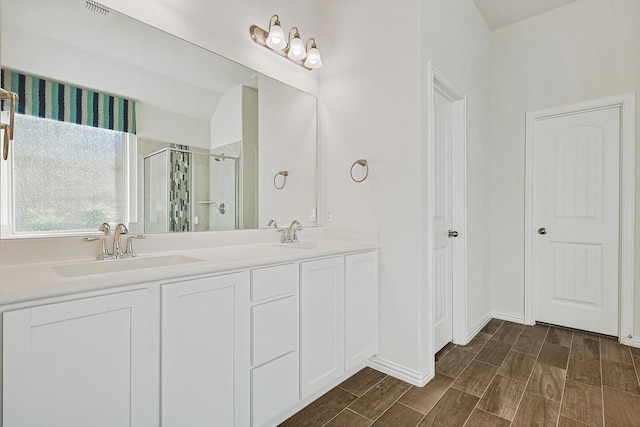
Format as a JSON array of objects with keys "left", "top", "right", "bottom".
[
  {"left": 273, "top": 170, "right": 288, "bottom": 190},
  {"left": 350, "top": 159, "right": 369, "bottom": 183}
]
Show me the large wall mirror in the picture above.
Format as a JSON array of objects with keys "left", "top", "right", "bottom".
[{"left": 0, "top": 0, "right": 317, "bottom": 238}]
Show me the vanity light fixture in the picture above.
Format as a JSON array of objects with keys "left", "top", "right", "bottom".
[{"left": 250, "top": 15, "right": 323, "bottom": 70}]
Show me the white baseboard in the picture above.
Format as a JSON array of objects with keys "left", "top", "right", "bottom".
[
  {"left": 465, "top": 314, "right": 492, "bottom": 343},
  {"left": 491, "top": 310, "right": 526, "bottom": 324},
  {"left": 621, "top": 335, "right": 640, "bottom": 348},
  {"left": 367, "top": 356, "right": 433, "bottom": 387}
]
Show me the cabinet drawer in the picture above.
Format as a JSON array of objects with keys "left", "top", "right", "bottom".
[
  {"left": 251, "top": 263, "right": 297, "bottom": 301},
  {"left": 251, "top": 296, "right": 297, "bottom": 366},
  {"left": 251, "top": 352, "right": 299, "bottom": 427}
]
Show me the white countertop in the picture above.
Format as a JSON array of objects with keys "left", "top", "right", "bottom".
[{"left": 0, "top": 239, "right": 378, "bottom": 306}]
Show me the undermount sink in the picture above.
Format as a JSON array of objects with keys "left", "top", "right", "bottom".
[
  {"left": 52, "top": 255, "right": 203, "bottom": 278},
  {"left": 276, "top": 241, "right": 320, "bottom": 250}
]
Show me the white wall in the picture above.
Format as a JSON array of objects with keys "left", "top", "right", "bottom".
[
  {"left": 100, "top": 0, "right": 321, "bottom": 96},
  {"left": 210, "top": 86, "right": 243, "bottom": 149},
  {"left": 489, "top": 0, "right": 640, "bottom": 334},
  {"left": 320, "top": 0, "right": 491, "bottom": 378},
  {"left": 319, "top": 0, "right": 423, "bottom": 373}
]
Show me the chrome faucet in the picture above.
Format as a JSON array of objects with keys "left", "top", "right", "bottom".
[
  {"left": 123, "top": 234, "right": 146, "bottom": 258},
  {"left": 84, "top": 222, "right": 115, "bottom": 260},
  {"left": 268, "top": 219, "right": 303, "bottom": 243},
  {"left": 287, "top": 220, "right": 302, "bottom": 243},
  {"left": 84, "top": 223, "right": 144, "bottom": 260},
  {"left": 113, "top": 223, "right": 128, "bottom": 258}
]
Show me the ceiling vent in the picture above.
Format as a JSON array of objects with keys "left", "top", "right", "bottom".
[{"left": 83, "top": 0, "right": 110, "bottom": 17}]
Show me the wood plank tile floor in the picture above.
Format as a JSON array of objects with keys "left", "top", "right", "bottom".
[{"left": 280, "top": 319, "right": 640, "bottom": 426}]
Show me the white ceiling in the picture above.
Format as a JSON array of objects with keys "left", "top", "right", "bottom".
[{"left": 472, "top": 0, "right": 579, "bottom": 30}]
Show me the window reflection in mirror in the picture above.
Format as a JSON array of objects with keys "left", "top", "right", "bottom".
[{"left": 10, "top": 114, "right": 129, "bottom": 236}]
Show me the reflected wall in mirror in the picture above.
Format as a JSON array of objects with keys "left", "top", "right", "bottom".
[{"left": 0, "top": 0, "right": 317, "bottom": 238}]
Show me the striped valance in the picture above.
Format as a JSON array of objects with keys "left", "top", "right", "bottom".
[{"left": 1, "top": 69, "right": 136, "bottom": 134}]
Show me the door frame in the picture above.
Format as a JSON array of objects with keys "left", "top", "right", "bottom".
[
  {"left": 524, "top": 93, "right": 635, "bottom": 345},
  {"left": 425, "top": 61, "right": 468, "bottom": 353}
]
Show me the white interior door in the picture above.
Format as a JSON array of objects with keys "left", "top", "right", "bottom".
[
  {"left": 433, "top": 89, "right": 455, "bottom": 352},
  {"left": 534, "top": 107, "right": 620, "bottom": 336}
]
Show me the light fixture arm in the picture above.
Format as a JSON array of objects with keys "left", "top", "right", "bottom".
[
  {"left": 288, "top": 27, "right": 300, "bottom": 41},
  {"left": 269, "top": 15, "right": 280, "bottom": 31},
  {"left": 306, "top": 38, "right": 317, "bottom": 50}
]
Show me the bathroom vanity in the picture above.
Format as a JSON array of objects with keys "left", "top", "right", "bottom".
[{"left": 0, "top": 239, "right": 378, "bottom": 427}]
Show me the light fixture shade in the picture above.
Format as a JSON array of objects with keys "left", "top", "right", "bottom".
[
  {"left": 266, "top": 20, "right": 287, "bottom": 50},
  {"left": 304, "top": 45, "right": 323, "bottom": 69},
  {"left": 287, "top": 34, "right": 307, "bottom": 60}
]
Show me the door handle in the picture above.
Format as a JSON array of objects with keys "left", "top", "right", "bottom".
[
  {"left": 538, "top": 227, "right": 547, "bottom": 235},
  {"left": 448, "top": 230, "right": 459, "bottom": 238}
]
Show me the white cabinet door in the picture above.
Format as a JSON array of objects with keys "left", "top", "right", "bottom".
[
  {"left": 161, "top": 272, "right": 249, "bottom": 427},
  {"left": 3, "top": 290, "right": 152, "bottom": 427},
  {"left": 251, "top": 352, "right": 299, "bottom": 427},
  {"left": 344, "top": 252, "right": 378, "bottom": 370},
  {"left": 299, "top": 257, "right": 344, "bottom": 399}
]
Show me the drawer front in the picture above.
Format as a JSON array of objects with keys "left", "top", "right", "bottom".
[
  {"left": 251, "top": 296, "right": 297, "bottom": 366},
  {"left": 251, "top": 263, "right": 297, "bottom": 301},
  {"left": 251, "top": 352, "right": 299, "bottom": 427}
]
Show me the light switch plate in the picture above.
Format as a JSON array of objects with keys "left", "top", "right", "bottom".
[
  {"left": 325, "top": 207, "right": 333, "bottom": 223},
  {"left": 309, "top": 207, "right": 316, "bottom": 222}
]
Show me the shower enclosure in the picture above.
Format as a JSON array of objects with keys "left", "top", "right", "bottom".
[{"left": 144, "top": 147, "right": 239, "bottom": 232}]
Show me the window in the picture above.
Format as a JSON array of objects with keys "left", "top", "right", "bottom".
[{"left": 2, "top": 114, "right": 129, "bottom": 236}]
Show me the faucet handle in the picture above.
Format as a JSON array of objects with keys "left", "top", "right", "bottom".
[
  {"left": 84, "top": 237, "right": 114, "bottom": 260},
  {"left": 286, "top": 220, "right": 302, "bottom": 243},
  {"left": 268, "top": 219, "right": 288, "bottom": 243},
  {"left": 292, "top": 227, "right": 302, "bottom": 242},
  {"left": 125, "top": 235, "right": 146, "bottom": 257}
]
